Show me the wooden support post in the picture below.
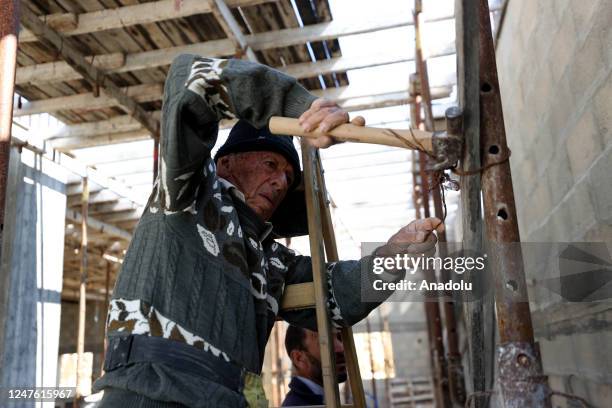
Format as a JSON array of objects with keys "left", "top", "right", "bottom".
[
  {"left": 314, "top": 155, "right": 366, "bottom": 408},
  {"left": 75, "top": 176, "right": 89, "bottom": 407},
  {"left": 414, "top": 2, "right": 467, "bottom": 404},
  {"left": 365, "top": 317, "right": 377, "bottom": 405},
  {"left": 300, "top": 141, "right": 341, "bottom": 407},
  {"left": 378, "top": 306, "right": 392, "bottom": 408}
]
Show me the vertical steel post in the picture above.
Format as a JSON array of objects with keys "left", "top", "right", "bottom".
[
  {"left": 410, "top": 70, "right": 451, "bottom": 408},
  {"left": 455, "top": 0, "right": 496, "bottom": 406},
  {"left": 414, "top": 2, "right": 466, "bottom": 404},
  {"left": 0, "top": 0, "right": 19, "bottom": 244},
  {"left": 0, "top": 0, "right": 19, "bottom": 386},
  {"left": 477, "top": 1, "right": 550, "bottom": 406},
  {"left": 75, "top": 176, "right": 89, "bottom": 407}
]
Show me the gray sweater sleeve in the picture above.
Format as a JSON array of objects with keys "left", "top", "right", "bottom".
[{"left": 158, "top": 54, "right": 317, "bottom": 211}]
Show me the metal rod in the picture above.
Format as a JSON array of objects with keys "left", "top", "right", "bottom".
[
  {"left": 0, "top": 0, "right": 19, "bottom": 243},
  {"left": 477, "top": 0, "right": 550, "bottom": 406},
  {"left": 75, "top": 176, "right": 89, "bottom": 407},
  {"left": 414, "top": 3, "right": 467, "bottom": 403},
  {"left": 300, "top": 140, "right": 341, "bottom": 407},
  {"left": 410, "top": 63, "right": 451, "bottom": 408},
  {"left": 315, "top": 154, "right": 367, "bottom": 408}
]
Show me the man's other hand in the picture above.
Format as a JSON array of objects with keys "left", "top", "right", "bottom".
[
  {"left": 298, "top": 98, "right": 365, "bottom": 149},
  {"left": 377, "top": 217, "right": 445, "bottom": 257}
]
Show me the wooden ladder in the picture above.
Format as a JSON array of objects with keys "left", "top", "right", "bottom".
[{"left": 279, "top": 141, "right": 367, "bottom": 408}]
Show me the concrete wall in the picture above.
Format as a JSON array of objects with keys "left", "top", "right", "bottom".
[
  {"left": 496, "top": 0, "right": 611, "bottom": 406},
  {"left": 0, "top": 148, "right": 68, "bottom": 407}
]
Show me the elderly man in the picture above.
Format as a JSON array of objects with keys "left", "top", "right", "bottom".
[
  {"left": 94, "top": 55, "right": 442, "bottom": 408},
  {"left": 282, "top": 325, "right": 347, "bottom": 407}
]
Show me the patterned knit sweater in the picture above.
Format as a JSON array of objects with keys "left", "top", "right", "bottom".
[{"left": 94, "top": 55, "right": 396, "bottom": 407}]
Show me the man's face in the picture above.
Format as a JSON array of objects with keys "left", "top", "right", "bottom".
[
  {"left": 217, "top": 151, "right": 295, "bottom": 221},
  {"left": 299, "top": 329, "right": 347, "bottom": 385}
]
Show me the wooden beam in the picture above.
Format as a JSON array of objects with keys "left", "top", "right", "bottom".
[
  {"left": 333, "top": 86, "right": 452, "bottom": 112},
  {"left": 18, "top": 79, "right": 451, "bottom": 119},
  {"left": 97, "top": 208, "right": 143, "bottom": 223},
  {"left": 46, "top": 112, "right": 160, "bottom": 140},
  {"left": 18, "top": 0, "right": 278, "bottom": 43},
  {"left": 16, "top": 41, "right": 234, "bottom": 85},
  {"left": 16, "top": 21, "right": 455, "bottom": 85},
  {"left": 14, "top": 83, "right": 162, "bottom": 117},
  {"left": 19, "top": 7, "right": 160, "bottom": 138},
  {"left": 210, "top": 0, "right": 259, "bottom": 61},
  {"left": 51, "top": 130, "right": 154, "bottom": 151},
  {"left": 45, "top": 86, "right": 451, "bottom": 149},
  {"left": 66, "top": 209, "right": 132, "bottom": 241},
  {"left": 47, "top": 84, "right": 453, "bottom": 149}
]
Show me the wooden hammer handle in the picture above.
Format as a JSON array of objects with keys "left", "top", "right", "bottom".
[{"left": 268, "top": 116, "right": 434, "bottom": 153}]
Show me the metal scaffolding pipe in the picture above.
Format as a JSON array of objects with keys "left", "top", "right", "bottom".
[
  {"left": 414, "top": 2, "right": 466, "bottom": 403},
  {"left": 477, "top": 0, "right": 550, "bottom": 406},
  {"left": 0, "top": 0, "right": 19, "bottom": 242},
  {"left": 410, "top": 72, "right": 451, "bottom": 408}
]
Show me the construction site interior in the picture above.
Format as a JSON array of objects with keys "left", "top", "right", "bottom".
[{"left": 1, "top": 0, "right": 611, "bottom": 407}]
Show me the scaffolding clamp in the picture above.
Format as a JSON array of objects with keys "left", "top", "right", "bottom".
[{"left": 429, "top": 107, "right": 464, "bottom": 171}]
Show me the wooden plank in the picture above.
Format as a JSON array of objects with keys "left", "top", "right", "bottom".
[
  {"left": 246, "top": 13, "right": 451, "bottom": 51},
  {"left": 18, "top": 0, "right": 279, "bottom": 43},
  {"left": 16, "top": 31, "right": 455, "bottom": 85},
  {"left": 51, "top": 129, "right": 152, "bottom": 150},
  {"left": 16, "top": 52, "right": 126, "bottom": 85},
  {"left": 280, "top": 282, "right": 315, "bottom": 310},
  {"left": 14, "top": 83, "right": 162, "bottom": 116},
  {"left": 66, "top": 208, "right": 132, "bottom": 241},
  {"left": 210, "top": 0, "right": 259, "bottom": 61},
  {"left": 335, "top": 88, "right": 451, "bottom": 112},
  {"left": 46, "top": 112, "right": 160, "bottom": 140},
  {"left": 283, "top": 44, "right": 455, "bottom": 79},
  {"left": 16, "top": 81, "right": 450, "bottom": 118},
  {"left": 19, "top": 7, "right": 160, "bottom": 138}
]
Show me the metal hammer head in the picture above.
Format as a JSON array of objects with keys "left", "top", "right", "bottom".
[{"left": 429, "top": 107, "right": 464, "bottom": 171}]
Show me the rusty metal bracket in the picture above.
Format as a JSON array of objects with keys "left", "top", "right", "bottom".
[
  {"left": 430, "top": 107, "right": 464, "bottom": 171},
  {"left": 497, "top": 342, "right": 550, "bottom": 408}
]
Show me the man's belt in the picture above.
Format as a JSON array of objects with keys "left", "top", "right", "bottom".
[{"left": 104, "top": 334, "right": 245, "bottom": 393}]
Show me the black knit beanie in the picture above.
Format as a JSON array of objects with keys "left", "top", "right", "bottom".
[{"left": 214, "top": 120, "right": 301, "bottom": 190}]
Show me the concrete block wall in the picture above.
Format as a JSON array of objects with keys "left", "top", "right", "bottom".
[
  {"left": 495, "top": 0, "right": 611, "bottom": 406},
  {"left": 497, "top": 0, "right": 611, "bottom": 243}
]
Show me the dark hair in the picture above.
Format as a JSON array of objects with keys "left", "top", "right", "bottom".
[{"left": 285, "top": 325, "right": 307, "bottom": 356}]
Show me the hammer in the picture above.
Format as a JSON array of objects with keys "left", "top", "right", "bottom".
[{"left": 269, "top": 107, "right": 463, "bottom": 171}]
